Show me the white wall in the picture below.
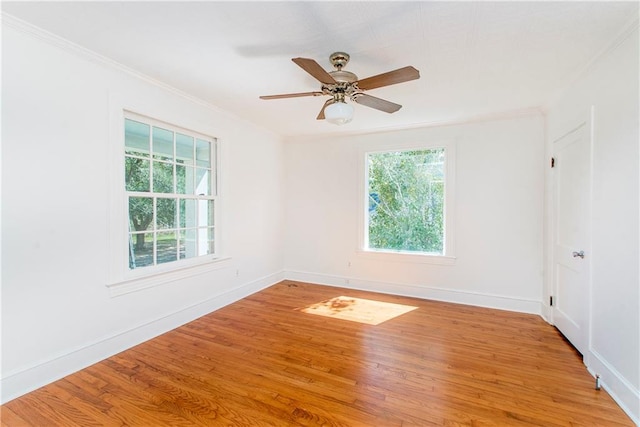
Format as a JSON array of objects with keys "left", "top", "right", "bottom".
[
  {"left": 284, "top": 114, "right": 545, "bottom": 314},
  {"left": 1, "top": 20, "right": 285, "bottom": 402},
  {"left": 3, "top": 11, "right": 636, "bottom": 422},
  {"left": 544, "top": 26, "right": 639, "bottom": 423}
]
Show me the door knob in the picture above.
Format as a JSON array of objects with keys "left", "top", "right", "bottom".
[{"left": 572, "top": 250, "right": 585, "bottom": 259}]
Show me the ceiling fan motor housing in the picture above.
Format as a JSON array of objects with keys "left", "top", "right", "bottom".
[
  {"left": 324, "top": 54, "right": 359, "bottom": 100},
  {"left": 329, "top": 70, "right": 358, "bottom": 83}
]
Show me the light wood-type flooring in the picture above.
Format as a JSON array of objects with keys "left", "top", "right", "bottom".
[{"left": 1, "top": 281, "right": 634, "bottom": 426}]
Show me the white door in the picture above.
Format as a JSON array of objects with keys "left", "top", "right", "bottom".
[{"left": 552, "top": 120, "right": 592, "bottom": 356}]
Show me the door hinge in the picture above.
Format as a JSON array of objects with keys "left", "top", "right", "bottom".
[
  {"left": 550, "top": 296, "right": 554, "bottom": 306},
  {"left": 551, "top": 157, "right": 556, "bottom": 168}
]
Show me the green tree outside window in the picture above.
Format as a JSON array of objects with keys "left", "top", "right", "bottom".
[{"left": 367, "top": 148, "right": 445, "bottom": 254}]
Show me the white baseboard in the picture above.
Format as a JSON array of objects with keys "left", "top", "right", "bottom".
[
  {"left": 587, "top": 349, "right": 640, "bottom": 425},
  {"left": 0, "top": 270, "right": 284, "bottom": 404},
  {"left": 284, "top": 270, "right": 542, "bottom": 315},
  {"left": 9, "top": 271, "right": 636, "bottom": 426}
]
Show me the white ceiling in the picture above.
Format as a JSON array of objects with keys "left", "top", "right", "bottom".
[{"left": 3, "top": 1, "right": 638, "bottom": 138}]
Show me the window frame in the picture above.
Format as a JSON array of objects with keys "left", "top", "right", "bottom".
[
  {"left": 358, "top": 140, "right": 456, "bottom": 265},
  {"left": 107, "top": 94, "right": 230, "bottom": 297}
]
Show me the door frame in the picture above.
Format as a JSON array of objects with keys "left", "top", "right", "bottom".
[{"left": 548, "top": 106, "right": 594, "bottom": 363}]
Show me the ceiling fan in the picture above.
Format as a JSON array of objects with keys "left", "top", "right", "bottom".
[{"left": 260, "top": 52, "right": 420, "bottom": 125}]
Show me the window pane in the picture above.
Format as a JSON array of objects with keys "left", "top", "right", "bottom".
[
  {"left": 176, "top": 165, "right": 185, "bottom": 194},
  {"left": 176, "top": 133, "right": 194, "bottom": 164},
  {"left": 207, "top": 227, "right": 215, "bottom": 253},
  {"left": 367, "top": 148, "right": 445, "bottom": 254},
  {"left": 198, "top": 200, "right": 214, "bottom": 227},
  {"left": 176, "top": 165, "right": 195, "bottom": 194},
  {"left": 153, "top": 161, "right": 174, "bottom": 193},
  {"left": 153, "top": 127, "right": 174, "bottom": 161},
  {"left": 129, "top": 197, "right": 153, "bottom": 232},
  {"left": 129, "top": 232, "right": 153, "bottom": 269},
  {"left": 196, "top": 139, "right": 210, "bottom": 167},
  {"left": 197, "top": 227, "right": 214, "bottom": 256},
  {"left": 156, "top": 198, "right": 177, "bottom": 229},
  {"left": 125, "top": 157, "right": 150, "bottom": 192},
  {"left": 195, "top": 168, "right": 210, "bottom": 195},
  {"left": 156, "top": 231, "right": 178, "bottom": 264},
  {"left": 125, "top": 119, "right": 150, "bottom": 157},
  {"left": 180, "top": 199, "right": 197, "bottom": 228},
  {"left": 180, "top": 229, "right": 197, "bottom": 260}
]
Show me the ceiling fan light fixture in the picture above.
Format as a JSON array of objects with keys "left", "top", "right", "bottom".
[
  {"left": 260, "top": 52, "right": 420, "bottom": 124},
  {"left": 324, "top": 101, "right": 354, "bottom": 125}
]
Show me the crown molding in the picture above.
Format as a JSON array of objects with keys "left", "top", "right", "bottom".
[
  {"left": 285, "top": 107, "right": 545, "bottom": 142},
  {"left": 542, "top": 15, "right": 639, "bottom": 111},
  {"left": 1, "top": 12, "right": 234, "bottom": 117}
]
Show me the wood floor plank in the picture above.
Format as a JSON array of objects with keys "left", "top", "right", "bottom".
[
  {"left": 1, "top": 280, "right": 634, "bottom": 426},
  {"left": 0, "top": 407, "right": 30, "bottom": 427}
]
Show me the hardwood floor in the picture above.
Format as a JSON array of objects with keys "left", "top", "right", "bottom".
[{"left": 1, "top": 281, "right": 633, "bottom": 426}]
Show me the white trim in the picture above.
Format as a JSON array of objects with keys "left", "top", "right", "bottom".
[
  {"left": 585, "top": 106, "right": 596, "bottom": 368},
  {"left": 587, "top": 349, "right": 640, "bottom": 425},
  {"left": 355, "top": 250, "right": 456, "bottom": 265},
  {"left": 285, "top": 270, "right": 542, "bottom": 316},
  {"left": 107, "top": 257, "right": 232, "bottom": 297},
  {"left": 0, "top": 270, "right": 285, "bottom": 404},
  {"left": 541, "top": 109, "right": 553, "bottom": 324}
]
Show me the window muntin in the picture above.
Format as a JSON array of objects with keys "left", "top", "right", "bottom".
[
  {"left": 125, "top": 116, "right": 217, "bottom": 270},
  {"left": 366, "top": 148, "right": 446, "bottom": 255}
]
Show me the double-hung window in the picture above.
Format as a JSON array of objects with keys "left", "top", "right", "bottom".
[{"left": 124, "top": 114, "right": 217, "bottom": 270}]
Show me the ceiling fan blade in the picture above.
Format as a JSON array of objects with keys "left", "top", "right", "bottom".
[
  {"left": 292, "top": 57, "right": 337, "bottom": 85},
  {"left": 260, "top": 91, "right": 324, "bottom": 100},
  {"left": 316, "top": 99, "right": 335, "bottom": 120},
  {"left": 356, "top": 66, "right": 420, "bottom": 91},
  {"left": 354, "top": 94, "right": 402, "bottom": 113}
]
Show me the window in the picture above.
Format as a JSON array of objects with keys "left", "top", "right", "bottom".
[
  {"left": 364, "top": 145, "right": 453, "bottom": 259},
  {"left": 124, "top": 114, "right": 217, "bottom": 270}
]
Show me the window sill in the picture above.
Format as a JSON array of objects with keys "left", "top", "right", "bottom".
[
  {"left": 356, "top": 250, "right": 456, "bottom": 265},
  {"left": 106, "top": 256, "right": 232, "bottom": 297}
]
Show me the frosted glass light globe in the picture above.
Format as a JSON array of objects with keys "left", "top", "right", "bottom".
[{"left": 324, "top": 101, "right": 354, "bottom": 125}]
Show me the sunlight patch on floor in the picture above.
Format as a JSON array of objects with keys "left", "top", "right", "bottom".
[{"left": 299, "top": 296, "right": 418, "bottom": 325}]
